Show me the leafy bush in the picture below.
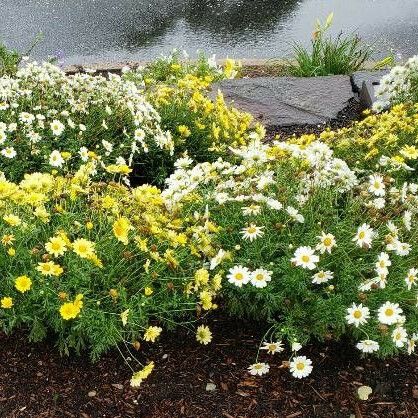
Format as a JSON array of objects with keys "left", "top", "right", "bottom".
[
  {"left": 125, "top": 53, "right": 259, "bottom": 185},
  {"left": 0, "top": 55, "right": 256, "bottom": 185},
  {"left": 287, "top": 13, "right": 373, "bottom": 77},
  {"left": 373, "top": 56, "right": 418, "bottom": 111},
  {"left": 0, "top": 61, "right": 171, "bottom": 182},
  {"left": 316, "top": 102, "right": 418, "bottom": 174},
  {"left": 164, "top": 138, "right": 418, "bottom": 378},
  {"left": 0, "top": 164, "right": 221, "bottom": 370}
]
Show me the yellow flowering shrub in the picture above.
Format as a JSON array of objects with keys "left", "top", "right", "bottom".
[
  {"left": 124, "top": 52, "right": 263, "bottom": 184},
  {"left": 0, "top": 166, "right": 222, "bottom": 364},
  {"left": 290, "top": 103, "right": 418, "bottom": 174}
]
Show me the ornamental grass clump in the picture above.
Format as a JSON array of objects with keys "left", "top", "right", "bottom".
[
  {"left": 164, "top": 138, "right": 418, "bottom": 379},
  {"left": 287, "top": 13, "right": 373, "bottom": 77}
]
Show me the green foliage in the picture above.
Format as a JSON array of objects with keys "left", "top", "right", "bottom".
[
  {"left": 0, "top": 42, "right": 21, "bottom": 77},
  {"left": 287, "top": 13, "right": 373, "bottom": 76}
]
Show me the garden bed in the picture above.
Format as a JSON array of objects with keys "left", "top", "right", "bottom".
[{"left": 1, "top": 316, "right": 417, "bottom": 418}]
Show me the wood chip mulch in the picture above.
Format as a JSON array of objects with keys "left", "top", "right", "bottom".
[{"left": 1, "top": 316, "right": 417, "bottom": 418}]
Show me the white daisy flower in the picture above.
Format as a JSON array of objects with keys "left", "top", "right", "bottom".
[
  {"left": 19, "top": 112, "right": 35, "bottom": 124},
  {"left": 1, "top": 147, "right": 16, "bottom": 158},
  {"left": 248, "top": 362, "right": 270, "bottom": 376},
  {"left": 405, "top": 268, "right": 418, "bottom": 290},
  {"left": 240, "top": 224, "right": 264, "bottom": 242},
  {"left": 368, "top": 174, "right": 385, "bottom": 196},
  {"left": 352, "top": 223, "right": 375, "bottom": 248},
  {"left": 79, "top": 146, "right": 89, "bottom": 162},
  {"left": 377, "top": 301, "right": 403, "bottom": 325},
  {"left": 227, "top": 265, "right": 251, "bottom": 287},
  {"left": 250, "top": 268, "right": 272, "bottom": 288},
  {"left": 312, "top": 270, "right": 333, "bottom": 284},
  {"left": 289, "top": 356, "right": 313, "bottom": 379},
  {"left": 260, "top": 341, "right": 284, "bottom": 354},
  {"left": 265, "top": 198, "right": 283, "bottom": 211},
  {"left": 286, "top": 206, "right": 304, "bottom": 223},
  {"left": 49, "top": 150, "right": 65, "bottom": 167},
  {"left": 346, "top": 303, "right": 370, "bottom": 327},
  {"left": 291, "top": 341, "right": 302, "bottom": 352},
  {"left": 394, "top": 240, "right": 411, "bottom": 256},
  {"left": 291, "top": 246, "right": 319, "bottom": 270},
  {"left": 403, "top": 210, "right": 412, "bottom": 231},
  {"left": 50, "top": 119, "right": 65, "bottom": 136},
  {"left": 392, "top": 326, "right": 408, "bottom": 348},
  {"left": 356, "top": 339, "right": 380, "bottom": 353},
  {"left": 242, "top": 204, "right": 261, "bottom": 216},
  {"left": 316, "top": 232, "right": 336, "bottom": 254}
]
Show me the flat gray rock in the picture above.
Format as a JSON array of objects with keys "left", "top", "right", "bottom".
[
  {"left": 212, "top": 76, "right": 355, "bottom": 129},
  {"left": 351, "top": 70, "right": 389, "bottom": 92}
]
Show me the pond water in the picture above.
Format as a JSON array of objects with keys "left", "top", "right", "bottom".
[{"left": 1, "top": 0, "right": 418, "bottom": 65}]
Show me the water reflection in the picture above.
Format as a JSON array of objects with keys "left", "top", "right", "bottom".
[
  {"left": 185, "top": 0, "right": 299, "bottom": 40},
  {"left": 0, "top": 0, "right": 417, "bottom": 64}
]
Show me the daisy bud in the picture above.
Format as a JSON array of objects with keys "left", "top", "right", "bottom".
[{"left": 378, "top": 324, "right": 388, "bottom": 334}]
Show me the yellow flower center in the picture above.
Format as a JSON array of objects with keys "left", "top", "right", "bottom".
[
  {"left": 301, "top": 255, "right": 310, "bottom": 263},
  {"left": 323, "top": 238, "right": 332, "bottom": 246},
  {"left": 353, "top": 310, "right": 362, "bottom": 319},
  {"left": 359, "top": 231, "right": 365, "bottom": 239},
  {"left": 296, "top": 362, "right": 305, "bottom": 371},
  {"left": 385, "top": 308, "right": 394, "bottom": 316},
  {"left": 235, "top": 273, "right": 244, "bottom": 280}
]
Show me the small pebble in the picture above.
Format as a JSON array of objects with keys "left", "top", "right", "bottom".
[
  {"left": 88, "top": 390, "right": 97, "bottom": 397},
  {"left": 206, "top": 383, "right": 217, "bottom": 391}
]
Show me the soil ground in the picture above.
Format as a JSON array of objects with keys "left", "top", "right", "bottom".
[{"left": 1, "top": 316, "right": 417, "bottom": 418}]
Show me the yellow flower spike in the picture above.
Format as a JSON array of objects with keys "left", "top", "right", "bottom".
[
  {"left": 144, "top": 287, "right": 153, "bottom": 296},
  {"left": 7, "top": 247, "right": 16, "bottom": 256},
  {"left": 86, "top": 221, "right": 94, "bottom": 230}
]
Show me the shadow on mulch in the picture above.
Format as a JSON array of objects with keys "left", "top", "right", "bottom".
[{"left": 0, "top": 316, "right": 417, "bottom": 418}]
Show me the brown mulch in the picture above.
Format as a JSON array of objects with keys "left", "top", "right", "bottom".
[{"left": 0, "top": 316, "right": 417, "bottom": 418}]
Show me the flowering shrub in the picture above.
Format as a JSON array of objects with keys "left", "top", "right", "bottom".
[
  {"left": 373, "top": 55, "right": 418, "bottom": 111},
  {"left": 315, "top": 103, "right": 418, "bottom": 174},
  {"left": 164, "top": 139, "right": 418, "bottom": 378},
  {"left": 0, "top": 61, "right": 173, "bottom": 182},
  {"left": 0, "top": 165, "right": 222, "bottom": 376},
  {"left": 124, "top": 53, "right": 262, "bottom": 184}
]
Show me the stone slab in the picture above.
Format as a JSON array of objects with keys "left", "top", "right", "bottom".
[
  {"left": 351, "top": 70, "right": 389, "bottom": 93},
  {"left": 212, "top": 76, "right": 355, "bottom": 128}
]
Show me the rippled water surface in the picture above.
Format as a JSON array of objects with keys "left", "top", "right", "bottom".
[{"left": 1, "top": 0, "right": 417, "bottom": 65}]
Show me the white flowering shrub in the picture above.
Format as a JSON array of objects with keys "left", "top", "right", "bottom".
[
  {"left": 373, "top": 56, "right": 418, "bottom": 112},
  {"left": 0, "top": 61, "right": 172, "bottom": 181},
  {"left": 165, "top": 139, "right": 418, "bottom": 379}
]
